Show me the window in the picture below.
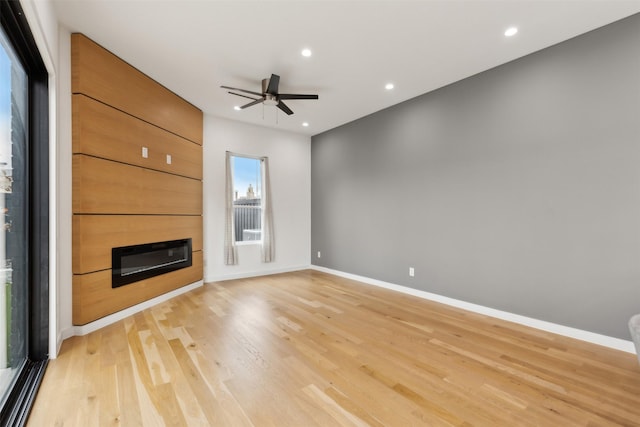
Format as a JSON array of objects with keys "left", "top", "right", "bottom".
[
  {"left": 231, "top": 155, "right": 263, "bottom": 243},
  {"left": 0, "top": 1, "right": 49, "bottom": 425},
  {"left": 225, "top": 152, "right": 273, "bottom": 265}
]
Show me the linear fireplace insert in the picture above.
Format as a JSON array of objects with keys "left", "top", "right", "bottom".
[{"left": 112, "top": 238, "right": 192, "bottom": 288}]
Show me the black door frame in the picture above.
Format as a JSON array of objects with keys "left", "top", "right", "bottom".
[{"left": 0, "top": 0, "right": 50, "bottom": 425}]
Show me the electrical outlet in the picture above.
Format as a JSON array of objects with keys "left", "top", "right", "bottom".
[
  {"left": 317, "top": 251, "right": 321, "bottom": 258},
  {"left": 409, "top": 267, "right": 415, "bottom": 277},
  {"left": 166, "top": 154, "right": 172, "bottom": 164},
  {"left": 142, "top": 147, "right": 148, "bottom": 158}
]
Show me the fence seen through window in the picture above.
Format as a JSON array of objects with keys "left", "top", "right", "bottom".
[{"left": 232, "top": 155, "right": 262, "bottom": 242}]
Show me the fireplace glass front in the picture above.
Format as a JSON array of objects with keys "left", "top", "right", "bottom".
[{"left": 112, "top": 238, "right": 192, "bottom": 288}]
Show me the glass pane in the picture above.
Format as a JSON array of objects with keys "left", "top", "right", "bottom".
[
  {"left": 232, "top": 156, "right": 262, "bottom": 242},
  {"left": 0, "top": 25, "right": 28, "bottom": 404}
]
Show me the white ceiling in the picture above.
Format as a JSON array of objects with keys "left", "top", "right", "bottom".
[{"left": 52, "top": 0, "right": 640, "bottom": 137}]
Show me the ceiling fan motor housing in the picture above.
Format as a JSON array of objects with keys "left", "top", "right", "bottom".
[{"left": 222, "top": 73, "right": 318, "bottom": 115}]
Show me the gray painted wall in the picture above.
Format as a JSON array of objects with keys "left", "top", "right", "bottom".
[{"left": 311, "top": 14, "right": 640, "bottom": 340}]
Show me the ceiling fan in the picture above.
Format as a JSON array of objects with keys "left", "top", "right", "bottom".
[{"left": 221, "top": 74, "right": 318, "bottom": 115}]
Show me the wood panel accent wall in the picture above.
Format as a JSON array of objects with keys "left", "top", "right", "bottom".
[
  {"left": 73, "top": 253, "right": 204, "bottom": 326},
  {"left": 72, "top": 34, "right": 202, "bottom": 144},
  {"left": 72, "top": 155, "right": 202, "bottom": 215},
  {"left": 73, "top": 215, "right": 203, "bottom": 274},
  {"left": 73, "top": 94, "right": 203, "bottom": 178},
  {"left": 72, "top": 33, "right": 204, "bottom": 325}
]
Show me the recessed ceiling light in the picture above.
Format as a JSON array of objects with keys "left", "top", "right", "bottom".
[
  {"left": 302, "top": 122, "right": 309, "bottom": 127},
  {"left": 385, "top": 83, "right": 394, "bottom": 90},
  {"left": 301, "top": 48, "right": 312, "bottom": 57},
  {"left": 504, "top": 27, "right": 518, "bottom": 37},
  {"left": 234, "top": 106, "right": 241, "bottom": 111}
]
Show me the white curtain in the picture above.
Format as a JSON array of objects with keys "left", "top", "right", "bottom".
[
  {"left": 261, "top": 157, "right": 275, "bottom": 263},
  {"left": 224, "top": 152, "right": 237, "bottom": 265}
]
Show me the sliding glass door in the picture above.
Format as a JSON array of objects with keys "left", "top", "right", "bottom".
[
  {"left": 0, "top": 22, "right": 28, "bottom": 405},
  {"left": 0, "top": 0, "right": 49, "bottom": 425}
]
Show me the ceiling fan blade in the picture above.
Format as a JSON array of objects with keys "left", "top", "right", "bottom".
[
  {"left": 228, "top": 91, "right": 259, "bottom": 101},
  {"left": 278, "top": 94, "right": 319, "bottom": 100},
  {"left": 241, "top": 98, "right": 264, "bottom": 109},
  {"left": 277, "top": 100, "right": 294, "bottom": 115},
  {"left": 221, "top": 85, "right": 263, "bottom": 97},
  {"left": 266, "top": 74, "right": 280, "bottom": 95}
]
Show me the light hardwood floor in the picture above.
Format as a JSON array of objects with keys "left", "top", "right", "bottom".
[{"left": 29, "top": 270, "right": 640, "bottom": 426}]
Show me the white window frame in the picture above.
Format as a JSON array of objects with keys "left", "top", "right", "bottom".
[{"left": 229, "top": 153, "right": 264, "bottom": 246}]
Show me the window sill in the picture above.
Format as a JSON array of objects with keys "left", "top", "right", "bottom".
[{"left": 236, "top": 241, "right": 262, "bottom": 247}]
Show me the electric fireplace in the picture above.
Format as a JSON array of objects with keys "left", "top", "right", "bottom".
[{"left": 112, "top": 238, "right": 192, "bottom": 288}]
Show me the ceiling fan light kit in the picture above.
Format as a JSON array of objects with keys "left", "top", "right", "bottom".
[
  {"left": 263, "top": 95, "right": 278, "bottom": 107},
  {"left": 221, "top": 73, "right": 318, "bottom": 116}
]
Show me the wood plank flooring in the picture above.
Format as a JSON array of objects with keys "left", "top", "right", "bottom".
[{"left": 28, "top": 270, "right": 640, "bottom": 426}]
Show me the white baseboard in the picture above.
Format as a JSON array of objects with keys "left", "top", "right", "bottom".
[
  {"left": 205, "top": 264, "right": 310, "bottom": 283},
  {"left": 311, "top": 265, "right": 635, "bottom": 354},
  {"left": 60, "top": 280, "right": 204, "bottom": 340}
]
